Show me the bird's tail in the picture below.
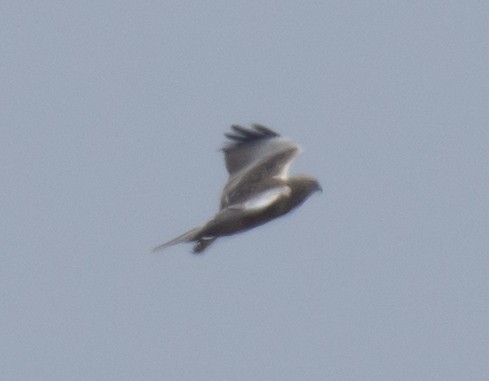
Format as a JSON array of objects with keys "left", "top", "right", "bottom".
[{"left": 152, "top": 226, "right": 202, "bottom": 252}]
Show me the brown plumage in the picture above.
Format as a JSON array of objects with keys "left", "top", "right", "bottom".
[{"left": 153, "top": 124, "right": 321, "bottom": 254}]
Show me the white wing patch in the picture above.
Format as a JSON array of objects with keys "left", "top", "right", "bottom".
[
  {"left": 228, "top": 186, "right": 291, "bottom": 212},
  {"left": 273, "top": 145, "right": 302, "bottom": 180}
]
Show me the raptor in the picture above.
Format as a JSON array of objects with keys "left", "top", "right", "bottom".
[{"left": 153, "top": 124, "right": 321, "bottom": 253}]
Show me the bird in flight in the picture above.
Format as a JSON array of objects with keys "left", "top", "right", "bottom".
[{"left": 153, "top": 124, "right": 321, "bottom": 254}]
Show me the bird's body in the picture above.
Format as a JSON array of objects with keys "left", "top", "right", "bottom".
[{"left": 154, "top": 125, "right": 321, "bottom": 254}]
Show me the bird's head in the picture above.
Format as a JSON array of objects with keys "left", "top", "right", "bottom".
[{"left": 286, "top": 175, "right": 322, "bottom": 206}]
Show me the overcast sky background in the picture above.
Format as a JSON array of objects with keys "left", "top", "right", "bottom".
[{"left": 2, "top": 2, "right": 488, "bottom": 380}]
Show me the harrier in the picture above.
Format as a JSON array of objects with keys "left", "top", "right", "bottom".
[{"left": 154, "top": 124, "right": 321, "bottom": 253}]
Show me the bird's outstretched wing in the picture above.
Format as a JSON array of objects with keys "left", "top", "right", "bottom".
[
  {"left": 223, "top": 124, "right": 300, "bottom": 178},
  {"left": 220, "top": 124, "right": 300, "bottom": 208}
]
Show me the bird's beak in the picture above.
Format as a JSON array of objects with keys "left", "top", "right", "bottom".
[{"left": 317, "top": 183, "right": 323, "bottom": 193}]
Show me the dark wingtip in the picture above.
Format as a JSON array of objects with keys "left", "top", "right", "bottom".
[
  {"left": 252, "top": 124, "right": 280, "bottom": 137},
  {"left": 223, "top": 124, "right": 280, "bottom": 147},
  {"left": 224, "top": 132, "right": 244, "bottom": 141}
]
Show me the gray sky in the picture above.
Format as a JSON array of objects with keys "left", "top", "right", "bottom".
[{"left": 2, "top": 2, "right": 488, "bottom": 380}]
